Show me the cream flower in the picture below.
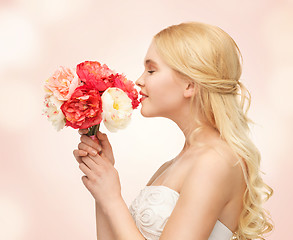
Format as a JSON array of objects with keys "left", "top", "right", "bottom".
[
  {"left": 43, "top": 94, "right": 66, "bottom": 131},
  {"left": 101, "top": 87, "right": 133, "bottom": 132}
]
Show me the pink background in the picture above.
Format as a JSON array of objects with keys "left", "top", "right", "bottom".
[{"left": 0, "top": 0, "right": 292, "bottom": 239}]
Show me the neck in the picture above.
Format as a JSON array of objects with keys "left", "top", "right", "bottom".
[{"left": 168, "top": 105, "right": 218, "bottom": 155}]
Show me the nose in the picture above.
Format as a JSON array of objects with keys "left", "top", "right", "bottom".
[{"left": 135, "top": 73, "right": 145, "bottom": 87}]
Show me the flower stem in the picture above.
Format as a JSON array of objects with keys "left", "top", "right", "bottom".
[{"left": 86, "top": 124, "right": 100, "bottom": 136}]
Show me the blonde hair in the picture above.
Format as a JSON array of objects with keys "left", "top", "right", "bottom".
[{"left": 153, "top": 22, "right": 274, "bottom": 240}]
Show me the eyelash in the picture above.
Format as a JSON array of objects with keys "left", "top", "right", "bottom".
[{"left": 148, "top": 71, "right": 155, "bottom": 74}]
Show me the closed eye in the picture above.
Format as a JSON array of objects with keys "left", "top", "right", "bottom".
[{"left": 148, "top": 71, "right": 155, "bottom": 74}]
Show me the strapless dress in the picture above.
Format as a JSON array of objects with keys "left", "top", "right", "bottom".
[{"left": 128, "top": 185, "right": 234, "bottom": 240}]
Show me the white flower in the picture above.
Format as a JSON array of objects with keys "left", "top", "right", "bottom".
[
  {"left": 43, "top": 93, "right": 66, "bottom": 131},
  {"left": 101, "top": 87, "right": 133, "bottom": 132}
]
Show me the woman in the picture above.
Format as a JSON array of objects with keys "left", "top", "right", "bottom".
[{"left": 73, "top": 22, "right": 274, "bottom": 240}]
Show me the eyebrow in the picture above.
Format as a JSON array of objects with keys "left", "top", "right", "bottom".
[{"left": 144, "top": 59, "right": 158, "bottom": 66}]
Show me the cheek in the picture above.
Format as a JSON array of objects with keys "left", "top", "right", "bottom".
[
  {"left": 150, "top": 83, "right": 183, "bottom": 107},
  {"left": 141, "top": 83, "right": 183, "bottom": 117},
  {"left": 146, "top": 72, "right": 184, "bottom": 106},
  {"left": 148, "top": 74, "right": 175, "bottom": 96}
]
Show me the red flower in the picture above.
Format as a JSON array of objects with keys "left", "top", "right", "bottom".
[
  {"left": 76, "top": 61, "right": 115, "bottom": 91},
  {"left": 60, "top": 85, "right": 103, "bottom": 129},
  {"left": 113, "top": 74, "right": 140, "bottom": 109}
]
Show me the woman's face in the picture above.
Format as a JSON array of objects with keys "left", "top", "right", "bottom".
[{"left": 135, "top": 40, "right": 188, "bottom": 119}]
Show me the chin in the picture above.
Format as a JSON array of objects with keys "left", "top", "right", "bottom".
[
  {"left": 141, "top": 109, "right": 152, "bottom": 118},
  {"left": 140, "top": 106, "right": 156, "bottom": 118}
]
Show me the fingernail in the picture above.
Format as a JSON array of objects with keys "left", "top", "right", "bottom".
[{"left": 91, "top": 150, "right": 97, "bottom": 156}]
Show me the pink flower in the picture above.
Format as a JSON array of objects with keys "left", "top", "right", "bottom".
[
  {"left": 60, "top": 85, "right": 103, "bottom": 129},
  {"left": 76, "top": 61, "right": 115, "bottom": 91},
  {"left": 44, "top": 66, "right": 81, "bottom": 101}
]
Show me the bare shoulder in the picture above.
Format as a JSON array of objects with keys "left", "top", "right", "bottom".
[
  {"left": 182, "top": 139, "right": 245, "bottom": 195},
  {"left": 187, "top": 145, "right": 235, "bottom": 182}
]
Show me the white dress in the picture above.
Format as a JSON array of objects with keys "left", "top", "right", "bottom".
[{"left": 129, "top": 185, "right": 234, "bottom": 240}]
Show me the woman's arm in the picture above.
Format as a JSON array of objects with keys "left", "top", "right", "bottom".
[
  {"left": 99, "top": 197, "right": 146, "bottom": 240},
  {"left": 75, "top": 135, "right": 146, "bottom": 239},
  {"left": 95, "top": 202, "right": 116, "bottom": 240}
]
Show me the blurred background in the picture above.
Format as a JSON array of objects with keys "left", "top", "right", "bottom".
[{"left": 0, "top": 0, "right": 292, "bottom": 239}]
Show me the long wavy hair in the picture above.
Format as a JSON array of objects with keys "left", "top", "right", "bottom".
[{"left": 153, "top": 22, "right": 274, "bottom": 240}]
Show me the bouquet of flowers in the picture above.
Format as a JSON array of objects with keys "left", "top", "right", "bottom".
[{"left": 42, "top": 61, "right": 140, "bottom": 137}]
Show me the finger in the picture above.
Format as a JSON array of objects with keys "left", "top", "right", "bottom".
[
  {"left": 96, "top": 131, "right": 112, "bottom": 149},
  {"left": 80, "top": 135, "right": 102, "bottom": 152},
  {"left": 81, "top": 175, "right": 91, "bottom": 188},
  {"left": 78, "top": 128, "right": 89, "bottom": 135},
  {"left": 81, "top": 155, "right": 98, "bottom": 170},
  {"left": 78, "top": 142, "right": 98, "bottom": 156},
  {"left": 73, "top": 149, "right": 88, "bottom": 157},
  {"left": 79, "top": 162, "right": 94, "bottom": 179},
  {"left": 73, "top": 149, "right": 88, "bottom": 164},
  {"left": 87, "top": 153, "right": 109, "bottom": 169}
]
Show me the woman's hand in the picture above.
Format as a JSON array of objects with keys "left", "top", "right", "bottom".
[
  {"left": 73, "top": 129, "right": 115, "bottom": 166},
  {"left": 78, "top": 152, "right": 122, "bottom": 207}
]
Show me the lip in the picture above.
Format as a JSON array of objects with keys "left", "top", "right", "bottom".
[
  {"left": 139, "top": 91, "right": 148, "bottom": 97},
  {"left": 141, "top": 96, "right": 147, "bottom": 102}
]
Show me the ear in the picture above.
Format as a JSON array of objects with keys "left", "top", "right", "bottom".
[{"left": 183, "top": 82, "right": 196, "bottom": 98}]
